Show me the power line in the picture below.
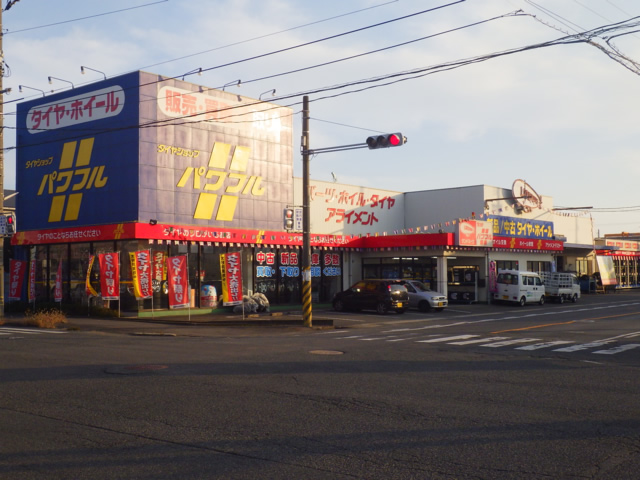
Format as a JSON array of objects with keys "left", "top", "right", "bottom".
[
  {"left": 2, "top": 1, "right": 169, "bottom": 34},
  {"left": 137, "top": 0, "right": 402, "bottom": 71}
]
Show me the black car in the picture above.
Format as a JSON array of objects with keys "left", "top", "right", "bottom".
[{"left": 332, "top": 279, "right": 409, "bottom": 314}]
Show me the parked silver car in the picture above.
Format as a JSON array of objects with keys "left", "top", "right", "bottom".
[{"left": 399, "top": 279, "right": 448, "bottom": 312}]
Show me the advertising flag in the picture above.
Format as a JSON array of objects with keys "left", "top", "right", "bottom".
[
  {"left": 8, "top": 259, "right": 26, "bottom": 301},
  {"left": 54, "top": 261, "right": 63, "bottom": 302},
  {"left": 98, "top": 252, "right": 120, "bottom": 300},
  {"left": 167, "top": 255, "right": 189, "bottom": 309},
  {"left": 28, "top": 259, "right": 36, "bottom": 302},
  {"left": 129, "top": 250, "right": 152, "bottom": 299},
  {"left": 152, "top": 250, "right": 166, "bottom": 293},
  {"left": 85, "top": 255, "right": 99, "bottom": 297},
  {"left": 220, "top": 252, "right": 243, "bottom": 306}
]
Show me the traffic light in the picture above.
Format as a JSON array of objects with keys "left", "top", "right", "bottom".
[
  {"left": 283, "top": 208, "right": 294, "bottom": 230},
  {"left": 366, "top": 132, "right": 406, "bottom": 149},
  {"left": 5, "top": 213, "right": 15, "bottom": 235}
]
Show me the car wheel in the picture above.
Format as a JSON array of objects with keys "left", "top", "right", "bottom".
[
  {"left": 539, "top": 295, "right": 545, "bottom": 305},
  {"left": 418, "top": 300, "right": 431, "bottom": 313},
  {"left": 519, "top": 296, "right": 526, "bottom": 307},
  {"left": 333, "top": 299, "right": 344, "bottom": 312},
  {"left": 571, "top": 294, "right": 578, "bottom": 303},
  {"left": 376, "top": 302, "right": 388, "bottom": 315},
  {"left": 558, "top": 295, "right": 564, "bottom": 304}
]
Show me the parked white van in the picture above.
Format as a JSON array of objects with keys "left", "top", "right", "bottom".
[{"left": 494, "top": 270, "right": 545, "bottom": 306}]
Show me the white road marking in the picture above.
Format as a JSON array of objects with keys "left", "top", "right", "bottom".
[
  {"left": 592, "top": 344, "right": 640, "bottom": 355},
  {"left": 448, "top": 337, "right": 508, "bottom": 345},
  {"left": 516, "top": 341, "right": 574, "bottom": 351},
  {"left": 553, "top": 341, "right": 612, "bottom": 352},
  {"left": 481, "top": 338, "right": 541, "bottom": 347},
  {"left": 0, "top": 327, "right": 66, "bottom": 335},
  {"left": 417, "top": 335, "right": 478, "bottom": 343}
]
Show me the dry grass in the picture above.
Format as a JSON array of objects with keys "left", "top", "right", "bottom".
[{"left": 24, "top": 309, "right": 68, "bottom": 329}]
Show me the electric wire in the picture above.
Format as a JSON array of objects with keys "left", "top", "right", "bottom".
[{"left": 2, "top": 1, "right": 169, "bottom": 34}]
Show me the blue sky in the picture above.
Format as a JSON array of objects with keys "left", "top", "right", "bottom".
[{"left": 3, "top": 0, "right": 640, "bottom": 235}]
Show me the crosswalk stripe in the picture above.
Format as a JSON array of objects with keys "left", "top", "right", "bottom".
[
  {"left": 449, "top": 336, "right": 508, "bottom": 345},
  {"left": 553, "top": 341, "right": 612, "bottom": 352},
  {"left": 0, "top": 327, "right": 66, "bottom": 335},
  {"left": 592, "top": 344, "right": 640, "bottom": 355},
  {"left": 481, "top": 338, "right": 541, "bottom": 347},
  {"left": 417, "top": 335, "right": 478, "bottom": 343},
  {"left": 516, "top": 341, "right": 574, "bottom": 351}
]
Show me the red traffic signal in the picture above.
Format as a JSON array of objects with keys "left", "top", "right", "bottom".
[
  {"left": 5, "top": 213, "right": 16, "bottom": 235},
  {"left": 283, "top": 208, "right": 294, "bottom": 230},
  {"left": 366, "top": 133, "right": 406, "bottom": 149}
]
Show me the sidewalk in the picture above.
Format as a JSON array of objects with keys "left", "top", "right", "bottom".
[{"left": 1, "top": 305, "right": 335, "bottom": 333}]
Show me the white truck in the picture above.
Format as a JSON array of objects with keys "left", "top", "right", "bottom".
[{"left": 538, "top": 272, "right": 580, "bottom": 303}]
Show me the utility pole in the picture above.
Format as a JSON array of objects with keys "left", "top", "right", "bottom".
[
  {"left": 0, "top": 4, "right": 5, "bottom": 318},
  {"left": 301, "top": 96, "right": 312, "bottom": 327}
]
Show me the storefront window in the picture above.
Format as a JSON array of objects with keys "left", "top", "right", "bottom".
[
  {"left": 278, "top": 248, "right": 301, "bottom": 304},
  {"left": 496, "top": 260, "right": 518, "bottom": 271},
  {"left": 69, "top": 243, "right": 91, "bottom": 304},
  {"left": 201, "top": 245, "right": 224, "bottom": 308},
  {"left": 362, "top": 258, "right": 380, "bottom": 279},
  {"left": 381, "top": 257, "right": 400, "bottom": 279},
  {"left": 320, "top": 250, "right": 342, "bottom": 303}
]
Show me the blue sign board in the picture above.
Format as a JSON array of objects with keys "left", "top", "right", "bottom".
[{"left": 488, "top": 215, "right": 554, "bottom": 239}]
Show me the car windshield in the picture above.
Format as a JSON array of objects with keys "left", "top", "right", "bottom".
[
  {"left": 497, "top": 273, "right": 516, "bottom": 285},
  {"left": 389, "top": 284, "right": 407, "bottom": 292},
  {"left": 409, "top": 281, "right": 430, "bottom": 292}
]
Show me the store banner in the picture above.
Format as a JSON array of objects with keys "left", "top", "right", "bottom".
[
  {"left": 85, "top": 255, "right": 99, "bottom": 297},
  {"left": 220, "top": 252, "right": 243, "bottom": 306},
  {"left": 28, "top": 259, "right": 36, "bottom": 302},
  {"left": 129, "top": 250, "right": 153, "bottom": 299},
  {"left": 54, "top": 261, "right": 63, "bottom": 302},
  {"left": 167, "top": 255, "right": 189, "bottom": 309},
  {"left": 8, "top": 259, "right": 26, "bottom": 301},
  {"left": 152, "top": 250, "right": 166, "bottom": 292},
  {"left": 98, "top": 252, "right": 120, "bottom": 300}
]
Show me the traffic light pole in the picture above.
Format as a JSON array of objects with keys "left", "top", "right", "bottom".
[{"left": 301, "top": 96, "right": 312, "bottom": 327}]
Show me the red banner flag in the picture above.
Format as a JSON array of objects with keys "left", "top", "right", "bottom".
[
  {"left": 98, "top": 252, "right": 120, "bottom": 300},
  {"left": 54, "top": 261, "right": 63, "bottom": 302},
  {"left": 129, "top": 250, "right": 152, "bottom": 299},
  {"left": 28, "top": 259, "right": 36, "bottom": 302},
  {"left": 8, "top": 259, "right": 26, "bottom": 301},
  {"left": 167, "top": 255, "right": 189, "bottom": 309},
  {"left": 220, "top": 252, "right": 243, "bottom": 306}
]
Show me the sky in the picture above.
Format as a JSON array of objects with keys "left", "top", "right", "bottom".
[{"left": 3, "top": 0, "right": 640, "bottom": 236}]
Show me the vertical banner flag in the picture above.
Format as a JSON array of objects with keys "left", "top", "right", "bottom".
[
  {"left": 54, "top": 261, "right": 63, "bottom": 302},
  {"left": 8, "top": 259, "right": 26, "bottom": 301},
  {"left": 28, "top": 259, "right": 36, "bottom": 302},
  {"left": 85, "top": 255, "right": 99, "bottom": 297},
  {"left": 167, "top": 255, "right": 189, "bottom": 309},
  {"left": 129, "top": 250, "right": 152, "bottom": 299},
  {"left": 152, "top": 250, "right": 166, "bottom": 293},
  {"left": 98, "top": 252, "right": 120, "bottom": 300},
  {"left": 220, "top": 252, "right": 243, "bottom": 306}
]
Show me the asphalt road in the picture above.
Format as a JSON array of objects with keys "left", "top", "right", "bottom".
[{"left": 1, "top": 292, "right": 639, "bottom": 479}]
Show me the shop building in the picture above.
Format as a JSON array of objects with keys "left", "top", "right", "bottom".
[{"left": 12, "top": 72, "right": 594, "bottom": 312}]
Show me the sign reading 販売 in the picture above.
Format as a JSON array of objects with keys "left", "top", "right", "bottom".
[
  {"left": 8, "top": 259, "right": 26, "bottom": 301},
  {"left": 167, "top": 255, "right": 189, "bottom": 309},
  {"left": 98, "top": 252, "right": 120, "bottom": 300},
  {"left": 129, "top": 250, "right": 152, "bottom": 299},
  {"left": 220, "top": 252, "right": 243, "bottom": 306}
]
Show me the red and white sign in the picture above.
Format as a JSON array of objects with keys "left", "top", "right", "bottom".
[
  {"left": 493, "top": 236, "right": 563, "bottom": 251},
  {"left": 98, "top": 252, "right": 120, "bottom": 300},
  {"left": 8, "top": 259, "right": 26, "bottom": 301},
  {"left": 512, "top": 179, "right": 542, "bottom": 212},
  {"left": 167, "top": 255, "right": 189, "bottom": 309},
  {"left": 457, "top": 220, "right": 493, "bottom": 247},
  {"left": 27, "top": 86, "right": 125, "bottom": 134},
  {"left": 129, "top": 250, "right": 152, "bottom": 299}
]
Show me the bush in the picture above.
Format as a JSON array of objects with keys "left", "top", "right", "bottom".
[{"left": 24, "top": 309, "right": 68, "bottom": 329}]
